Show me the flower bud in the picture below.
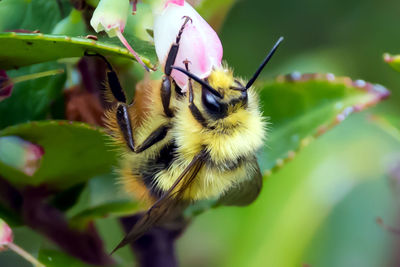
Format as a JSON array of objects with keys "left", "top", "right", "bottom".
[
  {"left": 0, "top": 136, "right": 44, "bottom": 176},
  {"left": 90, "top": 0, "right": 130, "bottom": 38},
  {"left": 154, "top": 0, "right": 223, "bottom": 92},
  {"left": 0, "top": 70, "right": 13, "bottom": 102},
  {"left": 0, "top": 219, "right": 13, "bottom": 249}
]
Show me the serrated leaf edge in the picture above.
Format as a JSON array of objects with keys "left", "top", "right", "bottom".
[{"left": 263, "top": 73, "right": 390, "bottom": 178}]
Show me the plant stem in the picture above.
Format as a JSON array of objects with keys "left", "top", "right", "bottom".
[
  {"left": 116, "top": 30, "right": 150, "bottom": 72},
  {"left": 7, "top": 242, "right": 45, "bottom": 267},
  {"left": 11, "top": 69, "right": 64, "bottom": 84}
]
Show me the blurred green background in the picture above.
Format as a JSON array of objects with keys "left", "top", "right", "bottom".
[
  {"left": 1, "top": 0, "right": 400, "bottom": 266},
  {"left": 177, "top": 0, "right": 400, "bottom": 266}
]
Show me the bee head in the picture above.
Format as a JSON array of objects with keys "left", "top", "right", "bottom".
[
  {"left": 171, "top": 66, "right": 249, "bottom": 120},
  {"left": 170, "top": 36, "right": 283, "bottom": 123},
  {"left": 202, "top": 68, "right": 248, "bottom": 119}
]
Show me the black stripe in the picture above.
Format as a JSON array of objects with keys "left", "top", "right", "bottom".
[
  {"left": 205, "top": 156, "right": 248, "bottom": 172},
  {"left": 137, "top": 142, "right": 177, "bottom": 199}
]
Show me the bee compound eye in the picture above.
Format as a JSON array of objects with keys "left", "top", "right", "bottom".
[{"left": 201, "top": 86, "right": 227, "bottom": 118}]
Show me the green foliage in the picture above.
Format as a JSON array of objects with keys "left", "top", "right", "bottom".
[
  {"left": 0, "top": 33, "right": 155, "bottom": 70},
  {"left": 0, "top": 62, "right": 66, "bottom": 128},
  {"left": 257, "top": 73, "right": 389, "bottom": 174},
  {"left": 0, "top": 121, "right": 116, "bottom": 189},
  {"left": 370, "top": 114, "right": 400, "bottom": 141},
  {"left": 39, "top": 249, "right": 97, "bottom": 267},
  {"left": 67, "top": 175, "right": 138, "bottom": 228},
  {"left": 0, "top": 0, "right": 64, "bottom": 33}
]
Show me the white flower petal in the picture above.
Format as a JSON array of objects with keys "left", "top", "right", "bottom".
[{"left": 90, "top": 0, "right": 130, "bottom": 37}]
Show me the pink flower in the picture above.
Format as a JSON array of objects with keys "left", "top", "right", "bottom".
[
  {"left": 0, "top": 219, "right": 13, "bottom": 249},
  {"left": 154, "top": 0, "right": 223, "bottom": 92}
]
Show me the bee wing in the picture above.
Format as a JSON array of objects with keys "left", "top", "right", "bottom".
[
  {"left": 217, "top": 161, "right": 263, "bottom": 206},
  {"left": 111, "top": 150, "right": 207, "bottom": 253}
]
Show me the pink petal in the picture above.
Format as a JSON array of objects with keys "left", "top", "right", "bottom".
[
  {"left": 0, "top": 219, "right": 13, "bottom": 248},
  {"left": 154, "top": 1, "right": 223, "bottom": 91},
  {"left": 165, "top": 0, "right": 185, "bottom": 8},
  {"left": 23, "top": 143, "right": 45, "bottom": 176}
]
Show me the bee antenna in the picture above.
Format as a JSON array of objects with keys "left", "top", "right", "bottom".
[
  {"left": 245, "top": 36, "right": 284, "bottom": 89},
  {"left": 171, "top": 66, "right": 222, "bottom": 98}
]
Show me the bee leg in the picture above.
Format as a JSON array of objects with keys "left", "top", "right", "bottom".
[
  {"left": 184, "top": 60, "right": 207, "bottom": 127},
  {"left": 116, "top": 104, "right": 171, "bottom": 153},
  {"left": 160, "top": 77, "right": 174, "bottom": 117},
  {"left": 134, "top": 123, "right": 171, "bottom": 153},
  {"left": 85, "top": 52, "right": 170, "bottom": 153},
  {"left": 164, "top": 16, "right": 192, "bottom": 76},
  {"left": 84, "top": 52, "right": 127, "bottom": 103},
  {"left": 114, "top": 19, "right": 195, "bottom": 152},
  {"left": 160, "top": 16, "right": 192, "bottom": 118},
  {"left": 116, "top": 104, "right": 136, "bottom": 151}
]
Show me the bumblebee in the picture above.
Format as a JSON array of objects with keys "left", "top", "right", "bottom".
[{"left": 88, "top": 20, "right": 283, "bottom": 252}]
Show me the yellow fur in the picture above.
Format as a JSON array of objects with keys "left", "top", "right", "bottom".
[{"left": 105, "top": 66, "right": 266, "bottom": 202}]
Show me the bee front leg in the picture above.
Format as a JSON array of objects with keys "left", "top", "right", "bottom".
[
  {"left": 85, "top": 52, "right": 170, "bottom": 153},
  {"left": 183, "top": 60, "right": 208, "bottom": 127},
  {"left": 116, "top": 104, "right": 171, "bottom": 153},
  {"left": 160, "top": 16, "right": 192, "bottom": 118},
  {"left": 160, "top": 77, "right": 174, "bottom": 117},
  {"left": 164, "top": 16, "right": 192, "bottom": 76}
]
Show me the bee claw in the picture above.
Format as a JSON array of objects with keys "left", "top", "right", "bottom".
[{"left": 181, "top": 15, "right": 193, "bottom": 24}]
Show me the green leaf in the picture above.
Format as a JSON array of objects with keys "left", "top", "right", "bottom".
[
  {"left": 38, "top": 249, "right": 97, "bottom": 267},
  {"left": 51, "top": 9, "right": 87, "bottom": 36},
  {"left": 70, "top": 201, "right": 138, "bottom": 227},
  {"left": 67, "top": 175, "right": 138, "bottom": 228},
  {"left": 0, "top": 0, "right": 64, "bottom": 33},
  {"left": 257, "top": 73, "right": 390, "bottom": 175},
  {"left": 383, "top": 53, "right": 400, "bottom": 73},
  {"left": 39, "top": 235, "right": 133, "bottom": 267},
  {"left": 0, "top": 121, "right": 117, "bottom": 189},
  {"left": 0, "top": 32, "right": 156, "bottom": 70},
  {"left": 0, "top": 62, "right": 66, "bottom": 129}
]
